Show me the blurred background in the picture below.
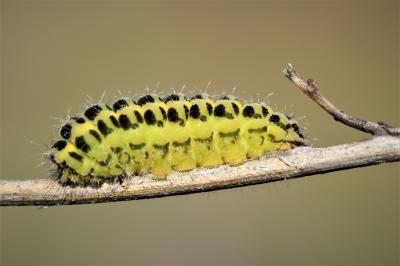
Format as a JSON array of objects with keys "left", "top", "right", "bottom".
[{"left": 0, "top": 1, "right": 399, "bottom": 265}]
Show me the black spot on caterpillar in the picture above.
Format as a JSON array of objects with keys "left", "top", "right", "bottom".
[
  {"left": 213, "top": 104, "right": 226, "bottom": 117},
  {"left": 134, "top": 111, "right": 143, "bottom": 123},
  {"left": 190, "top": 104, "right": 200, "bottom": 119},
  {"left": 97, "top": 120, "right": 113, "bottom": 136},
  {"left": 137, "top": 95, "right": 155, "bottom": 106},
  {"left": 72, "top": 116, "right": 86, "bottom": 124},
  {"left": 50, "top": 93, "right": 305, "bottom": 185},
  {"left": 164, "top": 94, "right": 180, "bottom": 102},
  {"left": 60, "top": 124, "right": 72, "bottom": 140},
  {"left": 167, "top": 108, "right": 180, "bottom": 122},
  {"left": 112, "top": 99, "right": 129, "bottom": 111},
  {"left": 75, "top": 136, "right": 91, "bottom": 153},
  {"left": 52, "top": 140, "right": 67, "bottom": 151},
  {"left": 109, "top": 115, "right": 120, "bottom": 128},
  {"left": 89, "top": 130, "right": 102, "bottom": 143},
  {"left": 117, "top": 115, "right": 129, "bottom": 130},
  {"left": 243, "top": 106, "right": 255, "bottom": 118},
  {"left": 144, "top": 110, "right": 156, "bottom": 125},
  {"left": 84, "top": 104, "right": 102, "bottom": 120}
]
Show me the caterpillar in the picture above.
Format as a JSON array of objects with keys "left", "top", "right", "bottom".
[{"left": 50, "top": 93, "right": 305, "bottom": 185}]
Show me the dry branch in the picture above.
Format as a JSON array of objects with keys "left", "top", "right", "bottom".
[{"left": 1, "top": 64, "right": 399, "bottom": 207}]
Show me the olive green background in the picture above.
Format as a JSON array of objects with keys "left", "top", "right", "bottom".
[{"left": 0, "top": 1, "right": 399, "bottom": 265}]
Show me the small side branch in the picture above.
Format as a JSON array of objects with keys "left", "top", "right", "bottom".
[
  {"left": 1, "top": 136, "right": 399, "bottom": 206},
  {"left": 283, "top": 64, "right": 400, "bottom": 136}
]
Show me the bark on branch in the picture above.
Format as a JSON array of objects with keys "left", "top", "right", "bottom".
[{"left": 1, "top": 64, "right": 399, "bottom": 206}]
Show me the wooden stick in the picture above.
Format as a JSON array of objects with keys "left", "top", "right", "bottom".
[
  {"left": 1, "top": 64, "right": 399, "bottom": 206},
  {"left": 1, "top": 135, "right": 399, "bottom": 206}
]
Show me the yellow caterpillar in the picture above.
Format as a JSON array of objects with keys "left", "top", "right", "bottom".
[{"left": 50, "top": 93, "right": 305, "bottom": 185}]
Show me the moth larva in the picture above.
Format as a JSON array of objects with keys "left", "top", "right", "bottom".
[{"left": 50, "top": 93, "right": 305, "bottom": 185}]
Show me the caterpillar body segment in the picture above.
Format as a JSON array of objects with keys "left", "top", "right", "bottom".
[{"left": 50, "top": 93, "right": 305, "bottom": 185}]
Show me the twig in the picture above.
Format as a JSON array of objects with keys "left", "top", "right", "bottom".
[
  {"left": 283, "top": 64, "right": 400, "bottom": 136},
  {"left": 1, "top": 64, "right": 399, "bottom": 206},
  {"left": 1, "top": 135, "right": 399, "bottom": 206}
]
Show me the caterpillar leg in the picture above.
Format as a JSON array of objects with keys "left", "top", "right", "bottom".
[
  {"left": 218, "top": 136, "right": 247, "bottom": 165},
  {"left": 192, "top": 138, "right": 223, "bottom": 168},
  {"left": 149, "top": 143, "right": 171, "bottom": 180},
  {"left": 170, "top": 138, "right": 197, "bottom": 171}
]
